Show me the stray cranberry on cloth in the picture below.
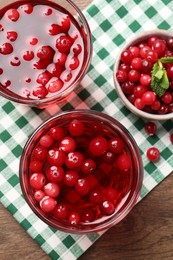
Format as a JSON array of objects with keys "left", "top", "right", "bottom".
[{"left": 0, "top": 0, "right": 173, "bottom": 259}]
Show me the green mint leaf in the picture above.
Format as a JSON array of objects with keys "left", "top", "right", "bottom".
[
  {"left": 159, "top": 57, "right": 173, "bottom": 63},
  {"left": 151, "top": 61, "right": 170, "bottom": 97}
]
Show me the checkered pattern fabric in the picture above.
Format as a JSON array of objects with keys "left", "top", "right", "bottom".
[{"left": 0, "top": 0, "right": 173, "bottom": 259}]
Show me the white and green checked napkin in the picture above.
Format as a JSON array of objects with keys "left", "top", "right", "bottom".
[{"left": 0, "top": 0, "right": 173, "bottom": 259}]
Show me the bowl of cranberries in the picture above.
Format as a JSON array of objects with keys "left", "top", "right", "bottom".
[
  {"left": 0, "top": 0, "right": 92, "bottom": 108},
  {"left": 114, "top": 30, "right": 173, "bottom": 120},
  {"left": 19, "top": 109, "right": 143, "bottom": 234}
]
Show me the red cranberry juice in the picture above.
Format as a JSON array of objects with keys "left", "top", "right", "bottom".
[
  {"left": 0, "top": 1, "right": 85, "bottom": 99},
  {"left": 28, "top": 117, "right": 134, "bottom": 226}
]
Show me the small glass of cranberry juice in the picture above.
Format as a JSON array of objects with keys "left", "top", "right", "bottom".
[
  {"left": 0, "top": 0, "right": 92, "bottom": 107},
  {"left": 20, "top": 110, "right": 143, "bottom": 234}
]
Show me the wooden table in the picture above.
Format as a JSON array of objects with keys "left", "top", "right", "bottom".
[{"left": 1, "top": 1, "right": 173, "bottom": 259}]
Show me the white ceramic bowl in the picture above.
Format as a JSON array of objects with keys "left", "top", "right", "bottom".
[{"left": 113, "top": 30, "right": 173, "bottom": 120}]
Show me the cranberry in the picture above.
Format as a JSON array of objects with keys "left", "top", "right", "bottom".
[
  {"left": 116, "top": 70, "right": 127, "bottom": 83},
  {"left": 100, "top": 201, "right": 115, "bottom": 215},
  {"left": 89, "top": 136, "right": 108, "bottom": 157},
  {"left": 170, "top": 132, "right": 173, "bottom": 143},
  {"left": 162, "top": 91, "right": 173, "bottom": 104},
  {"left": 75, "top": 178, "right": 90, "bottom": 196},
  {"left": 121, "top": 81, "right": 134, "bottom": 95},
  {"left": 69, "top": 56, "right": 80, "bottom": 70},
  {"left": 144, "top": 122, "right": 157, "bottom": 136},
  {"left": 133, "top": 84, "right": 147, "bottom": 98},
  {"left": 29, "top": 160, "right": 43, "bottom": 172},
  {"left": 152, "top": 39, "right": 166, "bottom": 57},
  {"left": 167, "top": 37, "right": 173, "bottom": 51},
  {"left": 47, "top": 148, "right": 66, "bottom": 166},
  {"left": 146, "top": 147, "right": 160, "bottom": 162},
  {"left": 37, "top": 45, "right": 54, "bottom": 60},
  {"left": 146, "top": 50, "right": 158, "bottom": 63},
  {"left": 40, "top": 196, "right": 57, "bottom": 213},
  {"left": 119, "top": 63, "right": 130, "bottom": 73},
  {"left": 129, "top": 46, "right": 140, "bottom": 57},
  {"left": 89, "top": 189, "right": 103, "bottom": 204},
  {"left": 65, "top": 152, "right": 84, "bottom": 169},
  {"left": 46, "top": 166, "right": 64, "bottom": 183},
  {"left": 33, "top": 146, "right": 47, "bottom": 161},
  {"left": 131, "top": 57, "right": 142, "bottom": 70},
  {"left": 6, "top": 31, "right": 18, "bottom": 42},
  {"left": 81, "top": 209, "right": 96, "bottom": 222},
  {"left": 140, "top": 74, "right": 151, "bottom": 87},
  {"left": 54, "top": 203, "right": 69, "bottom": 219},
  {"left": 141, "top": 59, "right": 152, "bottom": 72},
  {"left": 120, "top": 50, "right": 133, "bottom": 63},
  {"left": 29, "top": 37, "right": 38, "bottom": 45},
  {"left": 60, "top": 16, "right": 71, "bottom": 32},
  {"left": 32, "top": 85, "right": 48, "bottom": 99},
  {"left": 47, "top": 79, "right": 64, "bottom": 93},
  {"left": 44, "top": 182, "right": 60, "bottom": 198},
  {"left": 30, "top": 172, "right": 46, "bottom": 189},
  {"left": 49, "top": 126, "right": 65, "bottom": 141},
  {"left": 64, "top": 170, "right": 79, "bottom": 187},
  {"left": 23, "top": 50, "right": 34, "bottom": 61},
  {"left": 49, "top": 24, "right": 61, "bottom": 35},
  {"left": 37, "top": 72, "right": 50, "bottom": 85},
  {"left": 46, "top": 63, "right": 63, "bottom": 78},
  {"left": 140, "top": 46, "right": 151, "bottom": 59},
  {"left": 108, "top": 137, "right": 124, "bottom": 154},
  {"left": 68, "top": 119, "right": 85, "bottom": 136},
  {"left": 142, "top": 91, "right": 156, "bottom": 105},
  {"left": 54, "top": 52, "right": 67, "bottom": 66},
  {"left": 6, "top": 8, "right": 20, "bottom": 21},
  {"left": 73, "top": 44, "right": 82, "bottom": 56},
  {"left": 104, "top": 187, "right": 118, "bottom": 202},
  {"left": 81, "top": 159, "right": 97, "bottom": 175},
  {"left": 20, "top": 3, "right": 33, "bottom": 14},
  {"left": 56, "top": 35, "right": 73, "bottom": 53},
  {"left": 167, "top": 65, "right": 173, "bottom": 80},
  {"left": 34, "top": 190, "right": 45, "bottom": 202},
  {"left": 69, "top": 212, "right": 80, "bottom": 225},
  {"left": 59, "top": 136, "right": 76, "bottom": 153},
  {"left": 116, "top": 153, "right": 131, "bottom": 171},
  {"left": 158, "top": 104, "right": 169, "bottom": 114},
  {"left": 0, "top": 42, "right": 13, "bottom": 55},
  {"left": 148, "top": 36, "right": 158, "bottom": 47}
]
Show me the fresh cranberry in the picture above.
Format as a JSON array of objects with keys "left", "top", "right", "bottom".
[
  {"left": 167, "top": 37, "right": 173, "bottom": 51},
  {"left": 23, "top": 50, "right": 34, "bottom": 61},
  {"left": 170, "top": 132, "right": 173, "bottom": 143},
  {"left": 37, "top": 72, "right": 50, "bottom": 85},
  {"left": 120, "top": 50, "right": 133, "bottom": 63},
  {"left": 100, "top": 201, "right": 115, "bottom": 215},
  {"left": 69, "top": 212, "right": 80, "bottom": 225},
  {"left": 29, "top": 37, "right": 38, "bottom": 45},
  {"left": 49, "top": 24, "right": 61, "bottom": 35},
  {"left": 81, "top": 158, "right": 97, "bottom": 175},
  {"left": 59, "top": 136, "right": 76, "bottom": 153},
  {"left": 44, "top": 182, "right": 60, "bottom": 198},
  {"left": 0, "top": 42, "right": 13, "bottom": 55},
  {"left": 46, "top": 166, "right": 64, "bottom": 183},
  {"left": 140, "top": 74, "right": 151, "bottom": 87},
  {"left": 121, "top": 81, "right": 134, "bottom": 95},
  {"left": 140, "top": 46, "right": 151, "bottom": 59},
  {"left": 32, "top": 85, "right": 48, "bottom": 98},
  {"left": 144, "top": 122, "right": 157, "bottom": 136},
  {"left": 131, "top": 57, "right": 142, "bottom": 70},
  {"left": 89, "top": 189, "right": 103, "bottom": 204},
  {"left": 151, "top": 99, "right": 161, "bottom": 111},
  {"left": 29, "top": 160, "right": 43, "bottom": 172},
  {"left": 133, "top": 84, "right": 147, "bottom": 98},
  {"left": 56, "top": 35, "right": 73, "bottom": 53},
  {"left": 80, "top": 209, "right": 96, "bottom": 223},
  {"left": 141, "top": 59, "right": 153, "bottom": 72},
  {"left": 89, "top": 136, "right": 108, "bottom": 157},
  {"left": 129, "top": 46, "right": 140, "bottom": 57},
  {"left": 142, "top": 91, "right": 156, "bottom": 105},
  {"left": 47, "top": 79, "right": 64, "bottom": 93},
  {"left": 119, "top": 63, "right": 130, "bottom": 73},
  {"left": 152, "top": 39, "right": 166, "bottom": 57},
  {"left": 68, "top": 119, "right": 85, "bottom": 136},
  {"left": 33, "top": 146, "right": 48, "bottom": 161},
  {"left": 30, "top": 172, "right": 46, "bottom": 189},
  {"left": 148, "top": 36, "right": 158, "bottom": 47},
  {"left": 65, "top": 152, "right": 84, "bottom": 169},
  {"left": 49, "top": 126, "right": 65, "bottom": 141},
  {"left": 6, "top": 8, "right": 20, "bottom": 21},
  {"left": 6, "top": 31, "right": 18, "bottom": 42},
  {"left": 167, "top": 65, "right": 173, "bottom": 80},
  {"left": 146, "top": 147, "right": 160, "bottom": 162},
  {"left": 158, "top": 104, "right": 169, "bottom": 114},
  {"left": 47, "top": 148, "right": 66, "bottom": 166},
  {"left": 54, "top": 203, "right": 69, "bottom": 219},
  {"left": 64, "top": 170, "right": 79, "bottom": 187},
  {"left": 146, "top": 50, "right": 158, "bottom": 63},
  {"left": 40, "top": 196, "right": 57, "bottom": 213},
  {"left": 115, "top": 153, "right": 131, "bottom": 171},
  {"left": 34, "top": 190, "right": 45, "bottom": 202},
  {"left": 162, "top": 91, "right": 173, "bottom": 104},
  {"left": 116, "top": 70, "right": 127, "bottom": 83},
  {"left": 108, "top": 137, "right": 124, "bottom": 154}
]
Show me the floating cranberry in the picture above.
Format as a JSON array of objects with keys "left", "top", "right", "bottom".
[
  {"left": 37, "top": 72, "right": 50, "bottom": 85},
  {"left": 20, "top": 3, "right": 33, "bottom": 14},
  {"left": 39, "top": 134, "right": 53, "bottom": 148},
  {"left": 46, "top": 166, "right": 64, "bottom": 183},
  {"left": 37, "top": 45, "right": 54, "bottom": 60},
  {"left": 68, "top": 119, "right": 85, "bottom": 136},
  {"left": 29, "top": 37, "right": 38, "bottom": 45},
  {"left": 64, "top": 170, "right": 79, "bottom": 187},
  {"left": 56, "top": 35, "right": 73, "bottom": 53},
  {"left": 46, "top": 63, "right": 63, "bottom": 78},
  {"left": 69, "top": 56, "right": 80, "bottom": 70},
  {"left": 23, "top": 50, "right": 34, "bottom": 61},
  {"left": 33, "top": 146, "right": 48, "bottom": 161},
  {"left": 40, "top": 196, "right": 57, "bottom": 213},
  {"left": 6, "top": 8, "right": 20, "bottom": 21},
  {"left": 60, "top": 16, "right": 71, "bottom": 32},
  {"left": 81, "top": 159, "right": 97, "bottom": 175},
  {"left": 34, "top": 190, "right": 45, "bottom": 202},
  {"left": 29, "top": 160, "right": 43, "bottom": 172},
  {"left": 116, "top": 153, "right": 131, "bottom": 171},
  {"left": 65, "top": 152, "right": 84, "bottom": 169},
  {"left": 44, "top": 182, "right": 60, "bottom": 198},
  {"left": 59, "top": 136, "right": 76, "bottom": 153},
  {"left": 81, "top": 208, "right": 96, "bottom": 222},
  {"left": 152, "top": 39, "right": 166, "bottom": 57},
  {"left": 54, "top": 203, "right": 69, "bottom": 219},
  {"left": 73, "top": 44, "right": 82, "bottom": 56},
  {"left": 89, "top": 136, "right": 108, "bottom": 157},
  {"left": 146, "top": 147, "right": 160, "bottom": 162},
  {"left": 49, "top": 24, "right": 61, "bottom": 35},
  {"left": 49, "top": 126, "right": 65, "bottom": 141},
  {"left": 54, "top": 52, "right": 67, "bottom": 66},
  {"left": 47, "top": 149, "right": 66, "bottom": 166},
  {"left": 89, "top": 189, "right": 103, "bottom": 204},
  {"left": 108, "top": 137, "right": 124, "bottom": 154},
  {"left": 69, "top": 212, "right": 80, "bottom": 225},
  {"left": 33, "top": 85, "right": 48, "bottom": 99},
  {"left": 30, "top": 172, "right": 46, "bottom": 189},
  {"left": 100, "top": 201, "right": 115, "bottom": 215},
  {"left": 47, "top": 79, "right": 64, "bottom": 93},
  {"left": 0, "top": 42, "right": 13, "bottom": 55},
  {"left": 6, "top": 31, "right": 18, "bottom": 42}
]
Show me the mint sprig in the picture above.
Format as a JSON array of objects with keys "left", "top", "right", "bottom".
[{"left": 151, "top": 57, "right": 172, "bottom": 97}]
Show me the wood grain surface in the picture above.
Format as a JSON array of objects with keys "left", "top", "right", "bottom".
[{"left": 0, "top": 1, "right": 173, "bottom": 260}]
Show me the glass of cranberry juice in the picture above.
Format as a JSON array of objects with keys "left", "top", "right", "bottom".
[
  {"left": 0, "top": 0, "right": 92, "bottom": 107},
  {"left": 19, "top": 110, "right": 143, "bottom": 234}
]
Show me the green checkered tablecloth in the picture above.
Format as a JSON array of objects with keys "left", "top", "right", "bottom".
[{"left": 0, "top": 0, "right": 173, "bottom": 259}]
